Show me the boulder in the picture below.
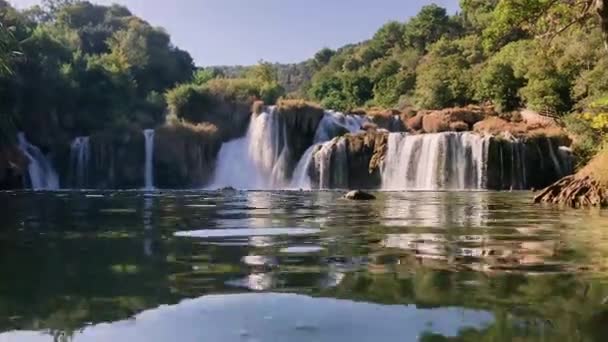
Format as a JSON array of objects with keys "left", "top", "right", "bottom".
[
  {"left": 449, "top": 121, "right": 470, "bottom": 132},
  {"left": 407, "top": 112, "right": 424, "bottom": 131},
  {"left": 422, "top": 111, "right": 450, "bottom": 133},
  {"left": 344, "top": 190, "right": 376, "bottom": 201}
]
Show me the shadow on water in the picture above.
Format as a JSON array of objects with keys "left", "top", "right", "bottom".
[{"left": 0, "top": 190, "right": 608, "bottom": 341}]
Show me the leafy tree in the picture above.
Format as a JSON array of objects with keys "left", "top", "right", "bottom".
[
  {"left": 372, "top": 21, "right": 405, "bottom": 54},
  {"left": 403, "top": 4, "right": 456, "bottom": 51},
  {"left": 312, "top": 48, "right": 335, "bottom": 69},
  {"left": 192, "top": 68, "right": 218, "bottom": 85},
  {"left": 414, "top": 39, "right": 473, "bottom": 109},
  {"left": 475, "top": 62, "right": 524, "bottom": 111},
  {"left": 484, "top": 0, "right": 608, "bottom": 50}
]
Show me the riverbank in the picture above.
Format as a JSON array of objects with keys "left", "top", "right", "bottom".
[{"left": 535, "top": 147, "right": 608, "bottom": 208}]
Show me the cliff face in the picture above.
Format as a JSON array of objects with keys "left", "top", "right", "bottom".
[
  {"left": 0, "top": 146, "right": 28, "bottom": 190},
  {"left": 486, "top": 135, "right": 573, "bottom": 190},
  {"left": 87, "top": 127, "right": 146, "bottom": 189},
  {"left": 274, "top": 100, "right": 325, "bottom": 179},
  {"left": 154, "top": 123, "right": 222, "bottom": 189},
  {"left": 308, "top": 131, "right": 388, "bottom": 189}
]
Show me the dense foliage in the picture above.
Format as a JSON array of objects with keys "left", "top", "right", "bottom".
[
  {"left": 306, "top": 1, "right": 608, "bottom": 115},
  {"left": 0, "top": 0, "right": 197, "bottom": 146},
  {"left": 2, "top": 0, "right": 608, "bottom": 161}
]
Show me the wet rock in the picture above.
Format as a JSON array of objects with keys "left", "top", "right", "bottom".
[
  {"left": 344, "top": 190, "right": 376, "bottom": 200},
  {"left": 219, "top": 186, "right": 237, "bottom": 192},
  {"left": 0, "top": 145, "right": 28, "bottom": 190}
]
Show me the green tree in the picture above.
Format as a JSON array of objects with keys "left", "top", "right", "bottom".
[
  {"left": 475, "top": 62, "right": 524, "bottom": 111},
  {"left": 484, "top": 0, "right": 608, "bottom": 50},
  {"left": 414, "top": 39, "right": 473, "bottom": 109},
  {"left": 403, "top": 4, "right": 456, "bottom": 51}
]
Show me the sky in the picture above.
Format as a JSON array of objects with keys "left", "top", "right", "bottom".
[{"left": 10, "top": 0, "right": 461, "bottom": 66}]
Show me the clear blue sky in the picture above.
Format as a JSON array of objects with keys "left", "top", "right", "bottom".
[{"left": 11, "top": 0, "right": 461, "bottom": 66}]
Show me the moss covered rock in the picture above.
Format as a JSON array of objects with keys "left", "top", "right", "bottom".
[
  {"left": 154, "top": 122, "right": 222, "bottom": 189},
  {"left": 88, "top": 126, "right": 146, "bottom": 189}
]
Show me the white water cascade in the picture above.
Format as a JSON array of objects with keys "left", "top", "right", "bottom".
[
  {"left": 17, "top": 132, "right": 60, "bottom": 190},
  {"left": 70, "top": 136, "right": 90, "bottom": 188},
  {"left": 382, "top": 132, "right": 491, "bottom": 190},
  {"left": 211, "top": 107, "right": 285, "bottom": 189},
  {"left": 143, "top": 129, "right": 155, "bottom": 190},
  {"left": 212, "top": 108, "right": 368, "bottom": 190},
  {"left": 290, "top": 111, "right": 369, "bottom": 189}
]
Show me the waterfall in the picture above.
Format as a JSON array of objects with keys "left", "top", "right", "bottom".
[
  {"left": 213, "top": 108, "right": 367, "bottom": 190},
  {"left": 69, "top": 136, "right": 90, "bottom": 188},
  {"left": 290, "top": 111, "right": 369, "bottom": 189},
  {"left": 291, "top": 146, "right": 316, "bottom": 189},
  {"left": 16, "top": 133, "right": 59, "bottom": 190},
  {"left": 212, "top": 107, "right": 285, "bottom": 189},
  {"left": 143, "top": 129, "right": 155, "bottom": 190},
  {"left": 381, "top": 132, "right": 491, "bottom": 191}
]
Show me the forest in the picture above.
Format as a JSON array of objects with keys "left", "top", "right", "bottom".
[{"left": 1, "top": 0, "right": 608, "bottom": 191}]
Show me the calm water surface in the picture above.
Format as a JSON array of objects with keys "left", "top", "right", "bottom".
[{"left": 1, "top": 190, "right": 608, "bottom": 341}]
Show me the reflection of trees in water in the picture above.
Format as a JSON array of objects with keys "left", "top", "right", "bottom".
[
  {"left": 321, "top": 269, "right": 608, "bottom": 341},
  {"left": 0, "top": 191, "right": 608, "bottom": 341}
]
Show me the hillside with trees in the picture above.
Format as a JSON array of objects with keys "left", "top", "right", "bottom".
[{"left": 1, "top": 0, "right": 608, "bottom": 199}]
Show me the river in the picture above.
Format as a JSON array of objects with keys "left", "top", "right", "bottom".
[{"left": 0, "top": 190, "right": 607, "bottom": 341}]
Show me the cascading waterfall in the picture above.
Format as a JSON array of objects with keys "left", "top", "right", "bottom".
[
  {"left": 69, "top": 136, "right": 90, "bottom": 188},
  {"left": 143, "top": 129, "right": 155, "bottom": 190},
  {"left": 382, "top": 132, "right": 491, "bottom": 190},
  {"left": 213, "top": 108, "right": 368, "bottom": 190},
  {"left": 290, "top": 111, "right": 369, "bottom": 189},
  {"left": 16, "top": 132, "right": 59, "bottom": 190},
  {"left": 211, "top": 107, "right": 286, "bottom": 189}
]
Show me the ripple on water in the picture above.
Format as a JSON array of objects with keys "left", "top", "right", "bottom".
[{"left": 174, "top": 228, "right": 322, "bottom": 238}]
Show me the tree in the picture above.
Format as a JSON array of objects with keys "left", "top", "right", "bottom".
[
  {"left": 372, "top": 21, "right": 405, "bottom": 54},
  {"left": 312, "top": 48, "right": 335, "bottom": 69},
  {"left": 414, "top": 39, "right": 473, "bottom": 109},
  {"left": 403, "top": 4, "right": 455, "bottom": 51},
  {"left": 475, "top": 62, "right": 524, "bottom": 111},
  {"left": 484, "top": 0, "right": 608, "bottom": 50}
]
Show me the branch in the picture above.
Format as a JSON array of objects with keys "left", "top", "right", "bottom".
[{"left": 536, "top": 0, "right": 595, "bottom": 42}]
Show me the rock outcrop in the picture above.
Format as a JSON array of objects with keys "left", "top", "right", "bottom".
[
  {"left": 308, "top": 131, "right": 388, "bottom": 189},
  {"left": 87, "top": 126, "right": 146, "bottom": 189},
  {"left": 275, "top": 99, "right": 325, "bottom": 175},
  {"left": 416, "top": 106, "right": 491, "bottom": 133},
  {"left": 0, "top": 145, "right": 28, "bottom": 189},
  {"left": 154, "top": 122, "right": 222, "bottom": 189}
]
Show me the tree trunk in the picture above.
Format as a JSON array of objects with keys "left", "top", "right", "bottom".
[{"left": 595, "top": 0, "right": 608, "bottom": 49}]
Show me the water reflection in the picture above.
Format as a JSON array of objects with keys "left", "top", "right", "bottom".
[{"left": 0, "top": 190, "right": 607, "bottom": 341}]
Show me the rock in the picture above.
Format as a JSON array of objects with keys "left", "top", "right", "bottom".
[
  {"left": 219, "top": 186, "right": 237, "bottom": 192},
  {"left": 344, "top": 190, "right": 376, "bottom": 200},
  {"left": 449, "top": 121, "right": 470, "bottom": 132},
  {"left": 0, "top": 145, "right": 28, "bottom": 190},
  {"left": 422, "top": 111, "right": 450, "bottom": 133},
  {"left": 407, "top": 112, "right": 424, "bottom": 131}
]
